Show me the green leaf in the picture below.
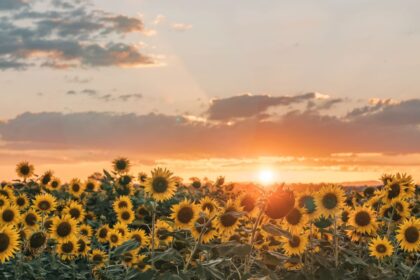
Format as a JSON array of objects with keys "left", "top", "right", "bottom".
[
  {"left": 112, "top": 239, "right": 139, "bottom": 256},
  {"left": 262, "top": 223, "right": 292, "bottom": 238},
  {"left": 214, "top": 242, "right": 251, "bottom": 257}
]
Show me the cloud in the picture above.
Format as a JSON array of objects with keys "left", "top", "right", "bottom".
[
  {"left": 65, "top": 90, "right": 142, "bottom": 102},
  {"left": 153, "top": 14, "right": 165, "bottom": 25},
  {"left": 307, "top": 98, "right": 344, "bottom": 111},
  {"left": 64, "top": 75, "right": 92, "bottom": 84},
  {"left": 207, "top": 93, "right": 316, "bottom": 121},
  {"left": 171, "top": 23, "right": 193, "bottom": 31},
  {"left": 1, "top": 99, "right": 419, "bottom": 158},
  {"left": 0, "top": 0, "right": 156, "bottom": 70},
  {"left": 0, "top": 0, "right": 28, "bottom": 10}
]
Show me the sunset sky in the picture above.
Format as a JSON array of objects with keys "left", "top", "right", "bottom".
[{"left": 1, "top": 0, "right": 419, "bottom": 183}]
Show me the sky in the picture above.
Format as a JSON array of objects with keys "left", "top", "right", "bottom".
[{"left": 0, "top": 0, "right": 419, "bottom": 183}]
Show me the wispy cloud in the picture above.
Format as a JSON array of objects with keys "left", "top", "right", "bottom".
[
  {"left": 66, "top": 89, "right": 142, "bottom": 102},
  {"left": 171, "top": 23, "right": 193, "bottom": 31}
]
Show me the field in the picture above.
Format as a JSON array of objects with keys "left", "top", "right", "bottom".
[{"left": 0, "top": 159, "right": 418, "bottom": 280}]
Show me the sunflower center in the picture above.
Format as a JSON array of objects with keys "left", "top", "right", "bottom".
[
  {"left": 322, "top": 193, "right": 338, "bottom": 209},
  {"left": 355, "top": 211, "right": 371, "bottom": 227},
  {"left": 72, "top": 184, "right": 80, "bottom": 192},
  {"left": 78, "top": 240, "right": 86, "bottom": 252},
  {"left": 376, "top": 244, "right": 387, "bottom": 253},
  {"left": 152, "top": 177, "right": 168, "bottom": 193},
  {"left": 132, "top": 234, "right": 142, "bottom": 243},
  {"left": 289, "top": 236, "right": 301, "bottom": 248},
  {"left": 93, "top": 254, "right": 103, "bottom": 262},
  {"left": 20, "top": 165, "right": 30, "bottom": 175},
  {"left": 2, "top": 209, "right": 15, "bottom": 222},
  {"left": 110, "top": 234, "right": 119, "bottom": 243},
  {"left": 220, "top": 208, "right": 238, "bottom": 227},
  {"left": 29, "top": 232, "right": 46, "bottom": 249},
  {"left": 51, "top": 181, "right": 59, "bottom": 189},
  {"left": 86, "top": 183, "right": 95, "bottom": 191},
  {"left": 0, "top": 233, "right": 10, "bottom": 252},
  {"left": 115, "top": 160, "right": 127, "bottom": 171},
  {"left": 118, "top": 201, "right": 128, "bottom": 208},
  {"left": 38, "top": 200, "right": 51, "bottom": 211},
  {"left": 241, "top": 196, "right": 256, "bottom": 212},
  {"left": 177, "top": 207, "right": 194, "bottom": 224},
  {"left": 81, "top": 229, "right": 88, "bottom": 236},
  {"left": 123, "top": 252, "right": 133, "bottom": 263},
  {"left": 41, "top": 175, "right": 51, "bottom": 185},
  {"left": 157, "top": 228, "right": 169, "bottom": 240},
  {"left": 99, "top": 228, "right": 108, "bottom": 238},
  {"left": 195, "top": 217, "right": 211, "bottom": 234},
  {"left": 16, "top": 197, "right": 26, "bottom": 206},
  {"left": 25, "top": 213, "right": 37, "bottom": 226},
  {"left": 121, "top": 211, "right": 131, "bottom": 220},
  {"left": 404, "top": 226, "right": 419, "bottom": 243},
  {"left": 341, "top": 211, "right": 349, "bottom": 223},
  {"left": 286, "top": 208, "right": 302, "bottom": 225},
  {"left": 57, "top": 222, "right": 72, "bottom": 237},
  {"left": 387, "top": 183, "right": 400, "bottom": 199},
  {"left": 62, "top": 242, "right": 74, "bottom": 253},
  {"left": 299, "top": 196, "right": 316, "bottom": 214},
  {"left": 69, "top": 208, "right": 81, "bottom": 219}
]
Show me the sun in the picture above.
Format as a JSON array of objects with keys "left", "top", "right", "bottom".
[{"left": 258, "top": 169, "right": 275, "bottom": 185}]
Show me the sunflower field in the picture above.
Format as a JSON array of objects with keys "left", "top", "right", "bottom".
[{"left": 0, "top": 159, "right": 418, "bottom": 280}]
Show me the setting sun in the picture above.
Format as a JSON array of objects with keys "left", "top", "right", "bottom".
[{"left": 258, "top": 169, "right": 275, "bottom": 185}]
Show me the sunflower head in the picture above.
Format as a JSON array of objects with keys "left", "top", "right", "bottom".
[
  {"left": 281, "top": 234, "right": 308, "bottom": 256},
  {"left": 34, "top": 193, "right": 57, "bottom": 214},
  {"left": 90, "top": 249, "right": 107, "bottom": 267},
  {"left": 117, "top": 207, "right": 135, "bottom": 225},
  {"left": 16, "top": 161, "right": 34, "bottom": 179},
  {"left": 0, "top": 225, "right": 20, "bottom": 263},
  {"left": 129, "top": 229, "right": 150, "bottom": 248},
  {"left": 396, "top": 217, "right": 420, "bottom": 252},
  {"left": 96, "top": 225, "right": 110, "bottom": 243},
  {"left": 40, "top": 170, "right": 54, "bottom": 186},
  {"left": 112, "top": 157, "right": 131, "bottom": 174},
  {"left": 57, "top": 238, "right": 79, "bottom": 260},
  {"left": 170, "top": 199, "right": 199, "bottom": 229},
  {"left": 0, "top": 204, "right": 21, "bottom": 226},
  {"left": 315, "top": 185, "right": 345, "bottom": 218},
  {"left": 349, "top": 206, "right": 377, "bottom": 234},
  {"left": 63, "top": 201, "right": 85, "bottom": 222},
  {"left": 23, "top": 209, "right": 40, "bottom": 229},
  {"left": 28, "top": 231, "right": 47, "bottom": 251},
  {"left": 48, "top": 177, "right": 61, "bottom": 191},
  {"left": 15, "top": 194, "right": 29, "bottom": 210},
  {"left": 85, "top": 179, "right": 99, "bottom": 192},
  {"left": 144, "top": 168, "right": 177, "bottom": 202},
  {"left": 50, "top": 215, "right": 78, "bottom": 242},
  {"left": 215, "top": 200, "right": 243, "bottom": 236},
  {"left": 68, "top": 178, "right": 85, "bottom": 198},
  {"left": 265, "top": 189, "right": 295, "bottom": 219},
  {"left": 368, "top": 236, "right": 393, "bottom": 260},
  {"left": 108, "top": 228, "right": 124, "bottom": 248}
]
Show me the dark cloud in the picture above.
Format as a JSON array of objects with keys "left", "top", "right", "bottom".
[
  {"left": 346, "top": 98, "right": 396, "bottom": 118},
  {"left": 0, "top": 0, "right": 155, "bottom": 70},
  {"left": 66, "top": 90, "right": 142, "bottom": 102},
  {"left": 207, "top": 93, "right": 316, "bottom": 121},
  {"left": 1, "top": 99, "right": 419, "bottom": 157}
]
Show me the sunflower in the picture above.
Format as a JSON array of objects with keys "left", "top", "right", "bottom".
[
  {"left": 154, "top": 220, "right": 173, "bottom": 247},
  {"left": 392, "top": 199, "right": 411, "bottom": 220},
  {"left": 0, "top": 204, "right": 21, "bottom": 226},
  {"left": 16, "top": 161, "right": 34, "bottom": 179},
  {"left": 85, "top": 179, "right": 99, "bottom": 192},
  {"left": 0, "top": 225, "right": 20, "bottom": 263},
  {"left": 339, "top": 206, "right": 351, "bottom": 225},
  {"left": 170, "top": 199, "right": 200, "bottom": 229},
  {"left": 214, "top": 200, "right": 243, "bottom": 236},
  {"left": 296, "top": 191, "right": 319, "bottom": 220},
  {"left": 96, "top": 225, "right": 110, "bottom": 243},
  {"left": 281, "top": 233, "right": 309, "bottom": 256},
  {"left": 382, "top": 178, "right": 409, "bottom": 204},
  {"left": 396, "top": 217, "right": 420, "bottom": 252},
  {"left": 239, "top": 193, "right": 258, "bottom": 217},
  {"left": 112, "top": 157, "right": 131, "bottom": 174},
  {"left": 0, "top": 186, "right": 14, "bottom": 200},
  {"left": 79, "top": 224, "right": 93, "bottom": 238},
  {"left": 116, "top": 207, "right": 135, "bottom": 225},
  {"left": 191, "top": 214, "right": 217, "bottom": 243},
  {"left": 315, "top": 185, "right": 345, "bottom": 218},
  {"left": 39, "top": 170, "right": 54, "bottom": 186},
  {"left": 90, "top": 249, "right": 107, "bottom": 268},
  {"left": 77, "top": 238, "right": 90, "bottom": 257},
  {"left": 62, "top": 201, "right": 85, "bottom": 223},
  {"left": 57, "top": 237, "right": 79, "bottom": 260},
  {"left": 0, "top": 195, "right": 10, "bottom": 208},
  {"left": 138, "top": 172, "right": 148, "bottom": 184},
  {"left": 14, "top": 194, "right": 29, "bottom": 210},
  {"left": 128, "top": 229, "right": 150, "bottom": 248},
  {"left": 368, "top": 237, "right": 394, "bottom": 260},
  {"left": 121, "top": 250, "right": 137, "bottom": 267},
  {"left": 283, "top": 207, "right": 308, "bottom": 234},
  {"left": 199, "top": 197, "right": 219, "bottom": 217},
  {"left": 349, "top": 206, "right": 377, "bottom": 234},
  {"left": 144, "top": 167, "right": 177, "bottom": 202},
  {"left": 22, "top": 209, "right": 40, "bottom": 229},
  {"left": 68, "top": 178, "right": 85, "bottom": 198},
  {"left": 134, "top": 255, "right": 151, "bottom": 273},
  {"left": 113, "top": 222, "right": 129, "bottom": 237},
  {"left": 108, "top": 228, "right": 124, "bottom": 248},
  {"left": 265, "top": 189, "right": 295, "bottom": 219},
  {"left": 50, "top": 215, "right": 78, "bottom": 242},
  {"left": 33, "top": 193, "right": 57, "bottom": 214},
  {"left": 28, "top": 231, "right": 47, "bottom": 251},
  {"left": 113, "top": 196, "right": 133, "bottom": 213},
  {"left": 47, "top": 177, "right": 61, "bottom": 191}
]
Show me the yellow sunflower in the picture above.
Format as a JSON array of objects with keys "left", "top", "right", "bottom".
[
  {"left": 282, "top": 207, "right": 308, "bottom": 234},
  {"left": 28, "top": 231, "right": 47, "bottom": 252},
  {"left": 170, "top": 200, "right": 200, "bottom": 229},
  {"left": 113, "top": 196, "right": 133, "bottom": 213},
  {"left": 33, "top": 193, "right": 57, "bottom": 214},
  {"left": 113, "top": 222, "right": 129, "bottom": 237},
  {"left": 39, "top": 170, "right": 54, "bottom": 186},
  {"left": 315, "top": 184, "right": 345, "bottom": 218},
  {"left": 62, "top": 201, "right": 85, "bottom": 223},
  {"left": 116, "top": 207, "right": 135, "bottom": 225},
  {"left": 134, "top": 255, "right": 151, "bottom": 273},
  {"left": 0, "top": 194, "right": 10, "bottom": 208},
  {"left": 281, "top": 233, "right": 309, "bottom": 256},
  {"left": 50, "top": 215, "right": 79, "bottom": 242},
  {"left": 108, "top": 228, "right": 124, "bottom": 248},
  {"left": 47, "top": 177, "right": 61, "bottom": 192},
  {"left": 368, "top": 236, "right": 394, "bottom": 260},
  {"left": 77, "top": 238, "right": 90, "bottom": 257},
  {"left": 84, "top": 179, "right": 99, "bottom": 192},
  {"left": 68, "top": 178, "right": 85, "bottom": 198},
  {"left": 191, "top": 214, "right": 217, "bottom": 244},
  {"left": 121, "top": 250, "right": 137, "bottom": 267},
  {"left": 79, "top": 224, "right": 93, "bottom": 238},
  {"left": 349, "top": 206, "right": 377, "bottom": 234},
  {"left": 14, "top": 194, "right": 29, "bottom": 210},
  {"left": 22, "top": 209, "right": 40, "bottom": 230},
  {"left": 0, "top": 204, "right": 21, "bottom": 226},
  {"left": 154, "top": 220, "right": 173, "bottom": 247},
  {"left": 90, "top": 249, "right": 107, "bottom": 268},
  {"left": 238, "top": 193, "right": 258, "bottom": 217},
  {"left": 16, "top": 161, "right": 34, "bottom": 179},
  {"left": 382, "top": 178, "right": 408, "bottom": 204},
  {"left": 214, "top": 200, "right": 243, "bottom": 236},
  {"left": 199, "top": 197, "right": 219, "bottom": 217},
  {"left": 0, "top": 186, "right": 14, "bottom": 200},
  {"left": 296, "top": 191, "right": 319, "bottom": 220},
  {"left": 0, "top": 225, "right": 20, "bottom": 263},
  {"left": 144, "top": 167, "right": 177, "bottom": 202},
  {"left": 57, "top": 237, "right": 79, "bottom": 260},
  {"left": 128, "top": 229, "right": 150, "bottom": 248},
  {"left": 112, "top": 157, "right": 131, "bottom": 174},
  {"left": 96, "top": 225, "right": 110, "bottom": 243},
  {"left": 396, "top": 217, "right": 420, "bottom": 252}
]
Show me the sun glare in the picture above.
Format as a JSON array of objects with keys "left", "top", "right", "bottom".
[{"left": 258, "top": 169, "right": 275, "bottom": 185}]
